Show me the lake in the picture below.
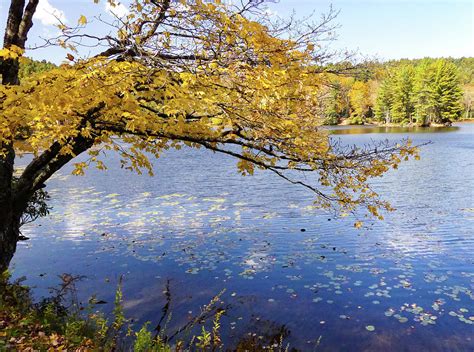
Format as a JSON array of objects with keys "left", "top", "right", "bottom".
[{"left": 11, "top": 123, "right": 474, "bottom": 351}]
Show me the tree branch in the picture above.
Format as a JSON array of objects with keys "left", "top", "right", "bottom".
[
  {"left": 3, "top": 0, "right": 24, "bottom": 47},
  {"left": 13, "top": 103, "right": 106, "bottom": 213},
  {"left": 17, "top": 0, "right": 39, "bottom": 47}
]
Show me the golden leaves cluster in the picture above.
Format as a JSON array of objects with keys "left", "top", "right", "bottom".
[{"left": 0, "top": 0, "right": 421, "bottom": 220}]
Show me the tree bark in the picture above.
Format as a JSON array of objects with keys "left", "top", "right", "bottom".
[
  {"left": 0, "top": 140, "right": 16, "bottom": 272},
  {"left": 0, "top": 214, "right": 21, "bottom": 272},
  {"left": 0, "top": 0, "right": 39, "bottom": 271}
]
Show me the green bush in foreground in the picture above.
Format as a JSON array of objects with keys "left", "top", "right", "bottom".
[
  {"left": 0, "top": 272, "right": 295, "bottom": 351},
  {"left": 0, "top": 271, "right": 109, "bottom": 350}
]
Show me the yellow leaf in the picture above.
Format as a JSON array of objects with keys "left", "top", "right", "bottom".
[
  {"left": 354, "top": 221, "right": 363, "bottom": 229},
  {"left": 210, "top": 117, "right": 223, "bottom": 125},
  {"left": 78, "top": 15, "right": 87, "bottom": 25}
]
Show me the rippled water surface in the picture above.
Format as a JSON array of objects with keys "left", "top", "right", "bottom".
[{"left": 12, "top": 123, "right": 474, "bottom": 351}]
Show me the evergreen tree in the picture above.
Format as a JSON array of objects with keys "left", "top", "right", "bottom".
[
  {"left": 18, "top": 58, "right": 56, "bottom": 79},
  {"left": 430, "top": 60, "right": 463, "bottom": 124},
  {"left": 413, "top": 60, "right": 435, "bottom": 126},
  {"left": 391, "top": 65, "right": 415, "bottom": 124},
  {"left": 323, "top": 81, "right": 351, "bottom": 125},
  {"left": 323, "top": 83, "right": 343, "bottom": 125},
  {"left": 323, "top": 58, "right": 471, "bottom": 125},
  {"left": 374, "top": 74, "right": 394, "bottom": 124}
]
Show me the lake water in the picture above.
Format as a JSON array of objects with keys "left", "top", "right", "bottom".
[{"left": 11, "top": 123, "right": 474, "bottom": 351}]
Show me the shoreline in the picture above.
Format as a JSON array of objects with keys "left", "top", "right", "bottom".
[{"left": 333, "top": 120, "right": 474, "bottom": 128}]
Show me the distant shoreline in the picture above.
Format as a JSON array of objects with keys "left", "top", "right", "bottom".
[{"left": 332, "top": 120, "right": 474, "bottom": 128}]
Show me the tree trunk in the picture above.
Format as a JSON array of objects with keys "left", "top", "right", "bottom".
[
  {"left": 0, "top": 142, "right": 16, "bottom": 272},
  {"left": 0, "top": 215, "right": 21, "bottom": 272},
  {"left": 1, "top": 0, "right": 40, "bottom": 272}
]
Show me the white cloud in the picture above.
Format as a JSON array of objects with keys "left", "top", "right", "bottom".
[
  {"left": 105, "top": 2, "right": 129, "bottom": 18},
  {"left": 33, "top": 0, "right": 67, "bottom": 26}
]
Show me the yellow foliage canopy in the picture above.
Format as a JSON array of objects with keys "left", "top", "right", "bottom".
[{"left": 1, "top": 0, "right": 419, "bottom": 220}]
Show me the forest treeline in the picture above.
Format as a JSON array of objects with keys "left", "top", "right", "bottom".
[
  {"left": 18, "top": 58, "right": 56, "bottom": 80},
  {"left": 322, "top": 57, "right": 473, "bottom": 126},
  {"left": 18, "top": 57, "right": 474, "bottom": 126}
]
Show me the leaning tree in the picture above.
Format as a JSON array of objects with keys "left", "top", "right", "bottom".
[{"left": 0, "top": 0, "right": 419, "bottom": 271}]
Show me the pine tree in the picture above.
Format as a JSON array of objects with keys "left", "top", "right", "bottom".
[
  {"left": 413, "top": 60, "right": 435, "bottom": 126},
  {"left": 323, "top": 81, "right": 351, "bottom": 125},
  {"left": 323, "top": 84, "right": 343, "bottom": 125},
  {"left": 375, "top": 74, "right": 394, "bottom": 124},
  {"left": 430, "top": 60, "right": 463, "bottom": 124},
  {"left": 391, "top": 65, "right": 415, "bottom": 124}
]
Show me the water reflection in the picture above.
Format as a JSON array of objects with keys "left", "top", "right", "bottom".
[
  {"left": 327, "top": 125, "right": 460, "bottom": 135},
  {"left": 11, "top": 124, "right": 474, "bottom": 350}
]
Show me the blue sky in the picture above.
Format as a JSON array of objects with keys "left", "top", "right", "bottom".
[
  {"left": 0, "top": 0, "right": 472, "bottom": 63},
  {"left": 268, "top": 0, "right": 473, "bottom": 60}
]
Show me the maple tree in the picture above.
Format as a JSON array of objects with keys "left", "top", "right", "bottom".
[
  {"left": 0, "top": 0, "right": 419, "bottom": 271},
  {"left": 348, "top": 80, "right": 371, "bottom": 124}
]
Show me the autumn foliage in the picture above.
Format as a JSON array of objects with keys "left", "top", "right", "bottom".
[{"left": 0, "top": 0, "right": 420, "bottom": 270}]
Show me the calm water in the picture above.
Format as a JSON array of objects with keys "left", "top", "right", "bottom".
[{"left": 11, "top": 124, "right": 474, "bottom": 351}]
